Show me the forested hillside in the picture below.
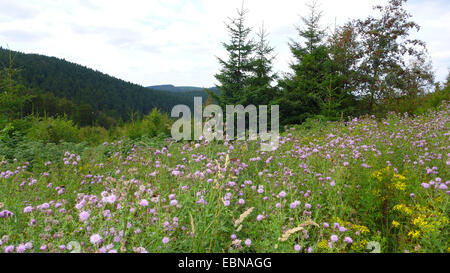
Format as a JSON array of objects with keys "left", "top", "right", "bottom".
[
  {"left": 147, "top": 84, "right": 219, "bottom": 93},
  {"left": 0, "top": 48, "right": 210, "bottom": 123}
]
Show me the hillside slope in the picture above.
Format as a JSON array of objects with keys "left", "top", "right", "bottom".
[
  {"left": 147, "top": 84, "right": 219, "bottom": 93},
  {"left": 0, "top": 48, "right": 211, "bottom": 121}
]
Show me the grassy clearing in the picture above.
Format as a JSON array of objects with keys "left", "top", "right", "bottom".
[{"left": 0, "top": 105, "right": 448, "bottom": 253}]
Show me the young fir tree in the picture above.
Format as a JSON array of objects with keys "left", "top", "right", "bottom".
[
  {"left": 213, "top": 4, "right": 256, "bottom": 107},
  {"left": 354, "top": 0, "right": 434, "bottom": 114},
  {"left": 0, "top": 51, "right": 33, "bottom": 120},
  {"left": 242, "top": 23, "right": 278, "bottom": 106},
  {"left": 295, "top": 0, "right": 326, "bottom": 55},
  {"left": 324, "top": 22, "right": 361, "bottom": 118},
  {"left": 276, "top": 0, "right": 330, "bottom": 124}
]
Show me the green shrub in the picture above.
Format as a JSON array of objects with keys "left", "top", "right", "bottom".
[
  {"left": 26, "top": 116, "right": 80, "bottom": 144},
  {"left": 124, "top": 108, "right": 171, "bottom": 140},
  {"left": 143, "top": 108, "right": 171, "bottom": 137},
  {"left": 79, "top": 126, "right": 109, "bottom": 145}
]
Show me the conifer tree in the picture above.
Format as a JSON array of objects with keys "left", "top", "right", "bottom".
[
  {"left": 276, "top": 0, "right": 330, "bottom": 124},
  {"left": 213, "top": 3, "right": 256, "bottom": 107},
  {"left": 0, "top": 51, "right": 33, "bottom": 120},
  {"left": 243, "top": 23, "right": 278, "bottom": 106},
  {"left": 324, "top": 22, "right": 361, "bottom": 118}
]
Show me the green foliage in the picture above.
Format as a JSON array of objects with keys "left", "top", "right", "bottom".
[
  {"left": 0, "top": 48, "right": 213, "bottom": 122},
  {"left": 215, "top": 0, "right": 438, "bottom": 125},
  {"left": 0, "top": 51, "right": 34, "bottom": 120},
  {"left": 354, "top": 0, "right": 434, "bottom": 114},
  {"left": 243, "top": 24, "right": 278, "bottom": 106},
  {"left": 78, "top": 126, "right": 109, "bottom": 145},
  {"left": 276, "top": 1, "right": 349, "bottom": 124},
  {"left": 213, "top": 4, "right": 257, "bottom": 107},
  {"left": 384, "top": 75, "right": 449, "bottom": 116},
  {"left": 26, "top": 116, "right": 80, "bottom": 144},
  {"left": 0, "top": 106, "right": 448, "bottom": 253},
  {"left": 123, "top": 108, "right": 171, "bottom": 140}
]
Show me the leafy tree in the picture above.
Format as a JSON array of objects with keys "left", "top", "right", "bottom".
[{"left": 354, "top": 0, "right": 434, "bottom": 113}]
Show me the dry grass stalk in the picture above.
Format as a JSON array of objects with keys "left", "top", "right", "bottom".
[
  {"left": 234, "top": 207, "right": 254, "bottom": 228},
  {"left": 278, "top": 220, "right": 319, "bottom": 242}
]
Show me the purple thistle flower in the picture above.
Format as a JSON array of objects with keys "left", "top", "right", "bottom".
[
  {"left": 331, "top": 235, "right": 339, "bottom": 242},
  {"left": 24, "top": 242, "right": 32, "bottom": 250},
  {"left": 344, "top": 237, "right": 353, "bottom": 244},
  {"left": 339, "top": 226, "right": 347, "bottom": 232},
  {"left": 4, "top": 245, "right": 14, "bottom": 253},
  {"left": 79, "top": 211, "right": 90, "bottom": 222},
  {"left": 90, "top": 234, "right": 103, "bottom": 246},
  {"left": 0, "top": 210, "right": 14, "bottom": 218},
  {"left": 16, "top": 244, "right": 26, "bottom": 253}
]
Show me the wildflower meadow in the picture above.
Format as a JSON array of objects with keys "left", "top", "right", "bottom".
[{"left": 0, "top": 104, "right": 448, "bottom": 253}]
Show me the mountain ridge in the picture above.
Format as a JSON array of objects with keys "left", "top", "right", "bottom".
[
  {"left": 147, "top": 84, "right": 218, "bottom": 93},
  {"left": 0, "top": 48, "right": 214, "bottom": 121}
]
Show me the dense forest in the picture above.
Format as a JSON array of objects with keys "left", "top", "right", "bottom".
[{"left": 0, "top": 47, "right": 212, "bottom": 126}]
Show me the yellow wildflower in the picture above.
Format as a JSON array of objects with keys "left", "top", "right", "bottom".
[
  {"left": 318, "top": 240, "right": 329, "bottom": 249},
  {"left": 412, "top": 216, "right": 428, "bottom": 228},
  {"left": 392, "top": 221, "right": 400, "bottom": 228},
  {"left": 408, "top": 230, "right": 420, "bottom": 239}
]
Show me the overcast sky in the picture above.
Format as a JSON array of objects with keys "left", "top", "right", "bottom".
[{"left": 0, "top": 0, "right": 449, "bottom": 87}]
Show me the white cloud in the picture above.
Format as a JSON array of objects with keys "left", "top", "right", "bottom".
[{"left": 0, "top": 0, "right": 448, "bottom": 87}]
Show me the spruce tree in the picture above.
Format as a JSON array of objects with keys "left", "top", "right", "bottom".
[
  {"left": 243, "top": 23, "right": 278, "bottom": 106},
  {"left": 0, "top": 51, "right": 33, "bottom": 120},
  {"left": 324, "top": 22, "right": 360, "bottom": 118},
  {"left": 276, "top": 0, "right": 330, "bottom": 124},
  {"left": 213, "top": 4, "right": 256, "bottom": 107},
  {"left": 295, "top": 0, "right": 326, "bottom": 55}
]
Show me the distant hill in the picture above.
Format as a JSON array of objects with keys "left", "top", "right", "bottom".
[
  {"left": 0, "top": 48, "right": 216, "bottom": 121},
  {"left": 147, "top": 84, "right": 219, "bottom": 93}
]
